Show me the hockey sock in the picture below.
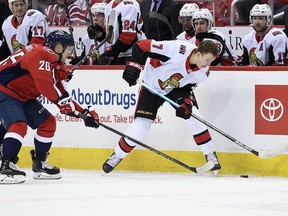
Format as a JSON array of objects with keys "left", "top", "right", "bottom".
[
  {"left": 2, "top": 137, "right": 22, "bottom": 161},
  {"left": 0, "top": 124, "right": 6, "bottom": 143},
  {"left": 34, "top": 137, "right": 52, "bottom": 161}
]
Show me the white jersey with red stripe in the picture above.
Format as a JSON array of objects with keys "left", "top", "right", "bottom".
[
  {"left": 105, "top": 0, "right": 143, "bottom": 57},
  {"left": 140, "top": 40, "right": 210, "bottom": 96},
  {"left": 176, "top": 32, "right": 196, "bottom": 44},
  {"left": 2, "top": 9, "right": 49, "bottom": 54},
  {"left": 82, "top": 34, "right": 107, "bottom": 64},
  {"left": 177, "top": 29, "right": 237, "bottom": 65},
  {"left": 242, "top": 27, "right": 287, "bottom": 65}
]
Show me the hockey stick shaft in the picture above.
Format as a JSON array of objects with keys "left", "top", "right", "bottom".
[
  {"left": 64, "top": 0, "right": 77, "bottom": 58},
  {"left": 70, "top": 10, "right": 116, "bottom": 72},
  {"left": 148, "top": 12, "right": 176, "bottom": 39},
  {"left": 70, "top": 25, "right": 113, "bottom": 73},
  {"left": 136, "top": 80, "right": 263, "bottom": 157},
  {"left": 74, "top": 111, "right": 213, "bottom": 173},
  {"left": 86, "top": 0, "right": 100, "bottom": 59}
]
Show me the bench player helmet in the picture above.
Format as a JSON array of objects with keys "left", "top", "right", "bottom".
[
  {"left": 46, "top": 30, "right": 74, "bottom": 50},
  {"left": 192, "top": 8, "right": 214, "bottom": 30},
  {"left": 249, "top": 4, "right": 272, "bottom": 26},
  {"left": 179, "top": 3, "right": 199, "bottom": 17},
  {"left": 91, "top": 2, "right": 108, "bottom": 14},
  {"left": 8, "top": 0, "right": 28, "bottom": 14}
]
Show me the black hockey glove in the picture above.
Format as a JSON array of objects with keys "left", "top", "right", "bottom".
[
  {"left": 98, "top": 47, "right": 119, "bottom": 65},
  {"left": 122, "top": 60, "right": 142, "bottom": 87},
  {"left": 175, "top": 97, "right": 193, "bottom": 119},
  {"left": 69, "top": 57, "right": 83, "bottom": 65},
  {"left": 82, "top": 107, "right": 99, "bottom": 129},
  {"left": 87, "top": 24, "right": 105, "bottom": 41}
]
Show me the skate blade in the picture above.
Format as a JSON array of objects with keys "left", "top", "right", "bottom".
[
  {"left": 33, "top": 172, "right": 62, "bottom": 180},
  {"left": 0, "top": 174, "right": 25, "bottom": 184},
  {"left": 212, "top": 170, "right": 219, "bottom": 176}
]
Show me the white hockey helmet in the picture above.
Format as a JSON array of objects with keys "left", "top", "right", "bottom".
[
  {"left": 8, "top": 0, "right": 28, "bottom": 13},
  {"left": 192, "top": 8, "right": 214, "bottom": 30},
  {"left": 179, "top": 3, "right": 199, "bottom": 17},
  {"left": 91, "top": 2, "right": 108, "bottom": 15},
  {"left": 249, "top": 4, "right": 272, "bottom": 26}
]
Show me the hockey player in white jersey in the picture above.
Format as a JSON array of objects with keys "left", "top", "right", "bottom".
[
  {"left": 239, "top": 4, "right": 287, "bottom": 66},
  {"left": 189, "top": 8, "right": 237, "bottom": 66},
  {"left": 177, "top": 3, "right": 199, "bottom": 43},
  {"left": 102, "top": 39, "right": 222, "bottom": 174},
  {"left": 70, "top": 2, "right": 108, "bottom": 65},
  {"left": 0, "top": 0, "right": 50, "bottom": 59},
  {"left": 97, "top": 0, "right": 144, "bottom": 65}
]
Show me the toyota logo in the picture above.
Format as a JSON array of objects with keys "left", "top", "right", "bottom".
[{"left": 260, "top": 98, "right": 284, "bottom": 122}]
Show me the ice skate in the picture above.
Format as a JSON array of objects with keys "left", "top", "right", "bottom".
[
  {"left": 30, "top": 150, "right": 61, "bottom": 180},
  {"left": 102, "top": 152, "right": 122, "bottom": 173},
  {"left": 205, "top": 152, "right": 221, "bottom": 175},
  {"left": 0, "top": 159, "right": 26, "bottom": 184}
]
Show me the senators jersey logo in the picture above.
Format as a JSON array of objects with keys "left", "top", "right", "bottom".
[
  {"left": 249, "top": 47, "right": 264, "bottom": 66},
  {"left": 158, "top": 73, "right": 183, "bottom": 90}
]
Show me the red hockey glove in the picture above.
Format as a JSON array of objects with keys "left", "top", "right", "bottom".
[
  {"left": 83, "top": 107, "right": 99, "bottom": 128},
  {"left": 57, "top": 94, "right": 75, "bottom": 114},
  {"left": 175, "top": 97, "right": 193, "bottom": 119},
  {"left": 122, "top": 61, "right": 142, "bottom": 87}
]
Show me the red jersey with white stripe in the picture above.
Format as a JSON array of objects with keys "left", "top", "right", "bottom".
[
  {"left": 0, "top": 44, "right": 69, "bottom": 103},
  {"left": 139, "top": 39, "right": 210, "bottom": 96},
  {"left": 2, "top": 9, "right": 49, "bottom": 54},
  {"left": 242, "top": 27, "right": 287, "bottom": 66},
  {"left": 45, "top": 3, "right": 86, "bottom": 26},
  {"left": 105, "top": 0, "right": 143, "bottom": 57}
]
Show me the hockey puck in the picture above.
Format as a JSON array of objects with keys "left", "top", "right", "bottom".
[{"left": 240, "top": 175, "right": 249, "bottom": 178}]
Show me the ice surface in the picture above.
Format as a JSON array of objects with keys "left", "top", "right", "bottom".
[{"left": 1, "top": 170, "right": 288, "bottom": 216}]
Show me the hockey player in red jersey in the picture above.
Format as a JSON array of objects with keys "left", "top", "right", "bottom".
[
  {"left": 239, "top": 4, "right": 287, "bottom": 66},
  {"left": 0, "top": 30, "right": 100, "bottom": 184},
  {"left": 0, "top": 0, "right": 50, "bottom": 60},
  {"left": 102, "top": 39, "right": 221, "bottom": 174}
]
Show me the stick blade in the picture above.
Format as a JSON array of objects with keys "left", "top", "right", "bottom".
[
  {"left": 195, "top": 161, "right": 214, "bottom": 174},
  {"left": 108, "top": 10, "right": 116, "bottom": 26}
]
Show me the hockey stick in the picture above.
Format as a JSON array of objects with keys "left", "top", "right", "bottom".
[
  {"left": 64, "top": 0, "right": 77, "bottom": 58},
  {"left": 196, "top": 32, "right": 236, "bottom": 65},
  {"left": 70, "top": 10, "right": 115, "bottom": 73},
  {"left": 86, "top": 0, "right": 100, "bottom": 59},
  {"left": 148, "top": 11, "right": 176, "bottom": 39},
  {"left": 74, "top": 111, "right": 214, "bottom": 174},
  {"left": 137, "top": 80, "right": 288, "bottom": 159}
]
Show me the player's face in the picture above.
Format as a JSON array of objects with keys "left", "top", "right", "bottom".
[
  {"left": 12, "top": 1, "right": 26, "bottom": 18},
  {"left": 179, "top": 17, "right": 193, "bottom": 33},
  {"left": 92, "top": 13, "right": 105, "bottom": 27},
  {"left": 61, "top": 45, "right": 74, "bottom": 62},
  {"left": 196, "top": 52, "right": 215, "bottom": 68},
  {"left": 193, "top": 19, "right": 209, "bottom": 34},
  {"left": 251, "top": 16, "right": 268, "bottom": 33}
]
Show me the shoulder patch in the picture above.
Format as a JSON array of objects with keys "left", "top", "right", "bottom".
[
  {"left": 26, "top": 11, "right": 36, "bottom": 17},
  {"left": 179, "top": 45, "right": 186, "bottom": 55}
]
